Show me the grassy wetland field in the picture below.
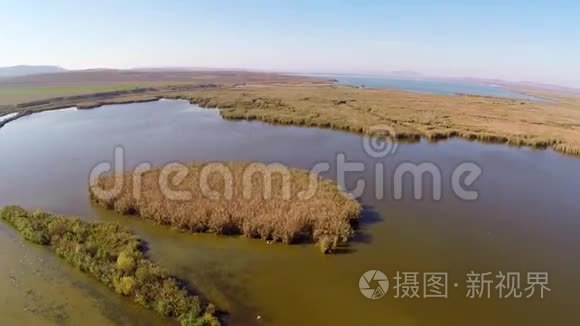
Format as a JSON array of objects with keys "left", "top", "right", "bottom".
[
  {"left": 3, "top": 70, "right": 580, "bottom": 156},
  {"left": 0, "top": 69, "right": 324, "bottom": 107},
  {"left": 89, "top": 161, "right": 361, "bottom": 253},
  {"left": 183, "top": 84, "right": 580, "bottom": 156}
]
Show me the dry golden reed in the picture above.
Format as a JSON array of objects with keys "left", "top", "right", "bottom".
[
  {"left": 90, "top": 161, "right": 361, "bottom": 253},
  {"left": 181, "top": 84, "right": 580, "bottom": 157}
]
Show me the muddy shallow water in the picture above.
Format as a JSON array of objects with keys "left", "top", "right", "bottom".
[{"left": 1, "top": 99, "right": 579, "bottom": 325}]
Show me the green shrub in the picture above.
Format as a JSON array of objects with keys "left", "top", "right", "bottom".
[
  {"left": 116, "top": 250, "right": 136, "bottom": 273},
  {"left": 115, "top": 276, "right": 136, "bottom": 295},
  {"left": 0, "top": 206, "right": 219, "bottom": 325}
]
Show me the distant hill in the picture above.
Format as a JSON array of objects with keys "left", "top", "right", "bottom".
[{"left": 0, "top": 65, "right": 68, "bottom": 78}]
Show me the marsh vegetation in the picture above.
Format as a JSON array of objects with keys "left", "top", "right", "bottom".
[
  {"left": 0, "top": 206, "right": 220, "bottom": 325},
  {"left": 90, "top": 162, "right": 362, "bottom": 253},
  {"left": 182, "top": 84, "right": 580, "bottom": 156}
]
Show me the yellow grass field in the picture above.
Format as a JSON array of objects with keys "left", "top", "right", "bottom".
[
  {"left": 182, "top": 84, "right": 580, "bottom": 156},
  {"left": 90, "top": 161, "right": 362, "bottom": 253}
]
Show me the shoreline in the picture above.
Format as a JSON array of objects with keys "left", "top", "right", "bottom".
[
  {"left": 2, "top": 84, "right": 580, "bottom": 157},
  {"left": 0, "top": 206, "right": 221, "bottom": 325}
]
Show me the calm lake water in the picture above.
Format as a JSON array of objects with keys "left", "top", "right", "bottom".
[
  {"left": 0, "top": 99, "right": 579, "bottom": 325},
  {"left": 307, "top": 74, "right": 544, "bottom": 101}
]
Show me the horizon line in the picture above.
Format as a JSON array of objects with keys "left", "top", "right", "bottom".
[{"left": 1, "top": 64, "right": 579, "bottom": 91}]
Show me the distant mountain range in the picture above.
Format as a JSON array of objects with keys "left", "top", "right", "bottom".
[{"left": 0, "top": 65, "right": 68, "bottom": 78}]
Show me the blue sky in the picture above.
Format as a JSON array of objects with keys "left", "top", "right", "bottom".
[{"left": 1, "top": 0, "right": 579, "bottom": 86}]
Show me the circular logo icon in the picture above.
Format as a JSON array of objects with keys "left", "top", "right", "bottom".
[
  {"left": 359, "top": 270, "right": 389, "bottom": 299},
  {"left": 362, "top": 125, "right": 398, "bottom": 158}
]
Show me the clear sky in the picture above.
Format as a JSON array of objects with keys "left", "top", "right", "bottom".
[{"left": 1, "top": 0, "right": 579, "bottom": 87}]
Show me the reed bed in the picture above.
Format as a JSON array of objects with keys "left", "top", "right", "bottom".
[
  {"left": 184, "top": 85, "right": 580, "bottom": 157},
  {"left": 90, "top": 162, "right": 362, "bottom": 253},
  {"left": 5, "top": 79, "right": 580, "bottom": 156},
  {"left": 0, "top": 206, "right": 219, "bottom": 326}
]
